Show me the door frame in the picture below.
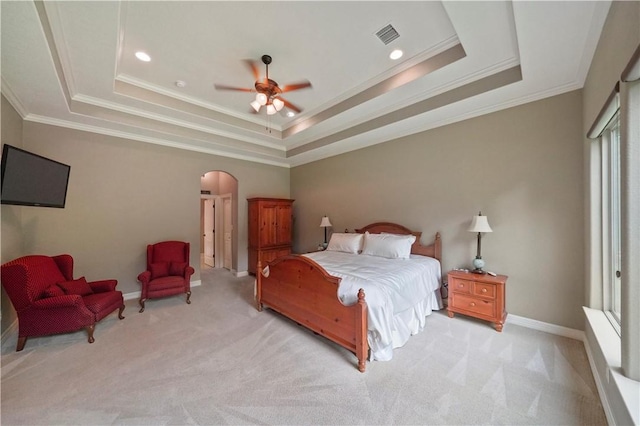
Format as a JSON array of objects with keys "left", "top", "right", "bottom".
[
  {"left": 201, "top": 193, "right": 232, "bottom": 269},
  {"left": 202, "top": 198, "right": 215, "bottom": 267},
  {"left": 219, "top": 193, "right": 232, "bottom": 270},
  {"left": 200, "top": 194, "right": 224, "bottom": 268}
]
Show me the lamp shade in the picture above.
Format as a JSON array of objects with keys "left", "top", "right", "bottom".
[
  {"left": 250, "top": 100, "right": 261, "bottom": 112},
  {"left": 468, "top": 214, "right": 492, "bottom": 233},
  {"left": 256, "top": 93, "right": 268, "bottom": 106},
  {"left": 273, "top": 98, "right": 284, "bottom": 111},
  {"left": 320, "top": 216, "right": 332, "bottom": 228}
]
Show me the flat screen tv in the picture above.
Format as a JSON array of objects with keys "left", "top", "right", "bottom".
[{"left": 1, "top": 144, "right": 71, "bottom": 208}]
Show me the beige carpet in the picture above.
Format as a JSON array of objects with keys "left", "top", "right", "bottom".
[{"left": 1, "top": 267, "right": 606, "bottom": 425}]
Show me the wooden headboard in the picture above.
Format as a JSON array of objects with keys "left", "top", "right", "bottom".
[{"left": 354, "top": 222, "right": 442, "bottom": 262}]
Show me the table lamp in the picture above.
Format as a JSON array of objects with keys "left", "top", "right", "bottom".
[
  {"left": 468, "top": 212, "right": 492, "bottom": 274},
  {"left": 320, "top": 216, "right": 332, "bottom": 248}
]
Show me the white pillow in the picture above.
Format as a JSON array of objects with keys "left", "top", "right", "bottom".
[
  {"left": 361, "top": 232, "right": 416, "bottom": 259},
  {"left": 326, "top": 233, "right": 363, "bottom": 254}
]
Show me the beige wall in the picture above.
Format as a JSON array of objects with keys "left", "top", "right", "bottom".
[
  {"left": 9, "top": 121, "right": 289, "bottom": 300},
  {"left": 1, "top": 95, "right": 24, "bottom": 332},
  {"left": 292, "top": 89, "right": 585, "bottom": 330}
]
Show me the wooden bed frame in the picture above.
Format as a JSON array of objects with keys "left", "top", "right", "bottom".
[{"left": 255, "top": 222, "right": 442, "bottom": 372}]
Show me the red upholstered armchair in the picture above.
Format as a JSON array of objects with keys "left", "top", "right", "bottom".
[
  {"left": 1, "top": 254, "right": 125, "bottom": 351},
  {"left": 137, "top": 241, "right": 194, "bottom": 313}
]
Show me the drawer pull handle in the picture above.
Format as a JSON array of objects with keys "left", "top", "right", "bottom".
[
  {"left": 470, "top": 302, "right": 476, "bottom": 307},
  {"left": 481, "top": 288, "right": 487, "bottom": 293},
  {"left": 458, "top": 284, "right": 464, "bottom": 288}
]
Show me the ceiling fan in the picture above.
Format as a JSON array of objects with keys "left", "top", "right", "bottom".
[{"left": 214, "top": 54, "right": 312, "bottom": 116}]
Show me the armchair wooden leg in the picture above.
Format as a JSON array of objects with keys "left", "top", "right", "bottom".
[
  {"left": 86, "top": 324, "right": 95, "bottom": 344},
  {"left": 139, "top": 298, "right": 146, "bottom": 313},
  {"left": 186, "top": 291, "right": 192, "bottom": 304},
  {"left": 16, "top": 336, "right": 27, "bottom": 352},
  {"left": 118, "top": 304, "right": 125, "bottom": 319}
]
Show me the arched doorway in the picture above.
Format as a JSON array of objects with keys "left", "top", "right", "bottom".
[{"left": 200, "top": 171, "right": 238, "bottom": 273}]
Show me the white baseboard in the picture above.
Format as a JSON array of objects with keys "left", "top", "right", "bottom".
[
  {"left": 506, "top": 313, "right": 585, "bottom": 341},
  {"left": 235, "top": 270, "right": 249, "bottom": 277},
  {"left": 507, "top": 311, "right": 640, "bottom": 425},
  {"left": 1, "top": 319, "right": 18, "bottom": 346},
  {"left": 123, "top": 279, "right": 202, "bottom": 301}
]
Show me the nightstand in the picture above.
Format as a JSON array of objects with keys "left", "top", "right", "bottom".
[{"left": 447, "top": 270, "right": 508, "bottom": 332}]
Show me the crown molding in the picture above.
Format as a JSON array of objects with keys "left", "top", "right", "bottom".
[
  {"left": 115, "top": 74, "right": 271, "bottom": 130},
  {"left": 1, "top": 77, "right": 28, "bottom": 118},
  {"left": 24, "top": 114, "right": 291, "bottom": 168},
  {"left": 72, "top": 93, "right": 285, "bottom": 151},
  {"left": 40, "top": 1, "right": 78, "bottom": 98}
]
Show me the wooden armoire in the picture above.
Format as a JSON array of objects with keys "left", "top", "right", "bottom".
[{"left": 247, "top": 198, "right": 294, "bottom": 274}]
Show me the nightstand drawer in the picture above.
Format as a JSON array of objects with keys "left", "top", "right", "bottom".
[
  {"left": 473, "top": 282, "right": 496, "bottom": 299},
  {"left": 451, "top": 294, "right": 495, "bottom": 317},
  {"left": 450, "top": 278, "right": 472, "bottom": 294}
]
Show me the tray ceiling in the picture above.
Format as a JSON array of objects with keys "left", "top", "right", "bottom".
[{"left": 1, "top": 1, "right": 610, "bottom": 167}]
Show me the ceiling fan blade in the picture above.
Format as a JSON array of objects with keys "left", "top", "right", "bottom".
[
  {"left": 280, "top": 80, "right": 312, "bottom": 93},
  {"left": 243, "top": 59, "right": 261, "bottom": 81},
  {"left": 281, "top": 98, "right": 302, "bottom": 113},
  {"left": 214, "top": 84, "right": 253, "bottom": 92}
]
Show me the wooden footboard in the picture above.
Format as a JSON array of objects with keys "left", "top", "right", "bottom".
[{"left": 256, "top": 255, "right": 368, "bottom": 372}]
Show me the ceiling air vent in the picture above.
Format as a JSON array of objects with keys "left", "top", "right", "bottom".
[{"left": 375, "top": 24, "right": 400, "bottom": 45}]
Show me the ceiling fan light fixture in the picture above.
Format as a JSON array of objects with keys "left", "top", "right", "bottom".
[
  {"left": 214, "top": 54, "right": 311, "bottom": 125},
  {"left": 250, "top": 100, "right": 261, "bottom": 112},
  {"left": 266, "top": 104, "right": 278, "bottom": 115},
  {"left": 273, "top": 98, "right": 284, "bottom": 112},
  {"left": 256, "top": 93, "right": 268, "bottom": 106}
]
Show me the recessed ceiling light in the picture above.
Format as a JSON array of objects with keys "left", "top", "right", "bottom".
[
  {"left": 286, "top": 111, "right": 295, "bottom": 118},
  {"left": 389, "top": 49, "right": 403, "bottom": 60},
  {"left": 135, "top": 51, "right": 151, "bottom": 62},
  {"left": 175, "top": 80, "right": 186, "bottom": 88}
]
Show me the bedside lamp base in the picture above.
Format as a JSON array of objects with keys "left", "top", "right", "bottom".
[{"left": 472, "top": 257, "right": 486, "bottom": 274}]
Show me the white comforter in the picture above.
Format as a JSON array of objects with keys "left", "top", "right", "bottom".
[{"left": 303, "top": 251, "right": 442, "bottom": 361}]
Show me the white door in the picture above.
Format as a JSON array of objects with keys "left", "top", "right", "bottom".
[
  {"left": 203, "top": 199, "right": 215, "bottom": 267},
  {"left": 223, "top": 198, "right": 232, "bottom": 270}
]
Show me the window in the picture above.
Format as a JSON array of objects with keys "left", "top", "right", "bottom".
[
  {"left": 588, "top": 84, "right": 621, "bottom": 333},
  {"left": 601, "top": 114, "right": 621, "bottom": 328}
]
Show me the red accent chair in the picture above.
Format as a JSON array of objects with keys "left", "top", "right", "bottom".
[
  {"left": 137, "top": 241, "right": 194, "bottom": 313},
  {"left": 1, "top": 254, "right": 125, "bottom": 351}
]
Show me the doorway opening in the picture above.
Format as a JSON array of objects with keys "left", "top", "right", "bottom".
[{"left": 200, "top": 171, "right": 238, "bottom": 274}]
